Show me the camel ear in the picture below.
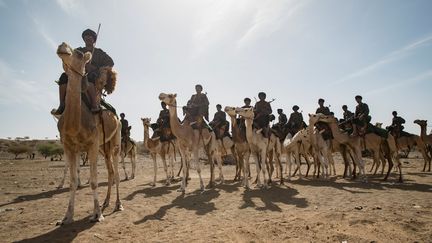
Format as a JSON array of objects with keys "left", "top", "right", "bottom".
[
  {"left": 83, "top": 52, "right": 92, "bottom": 63},
  {"left": 308, "top": 114, "right": 311, "bottom": 117},
  {"left": 173, "top": 93, "right": 177, "bottom": 98}
]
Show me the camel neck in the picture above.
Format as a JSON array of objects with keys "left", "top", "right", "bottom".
[
  {"left": 244, "top": 118, "right": 254, "bottom": 143},
  {"left": 167, "top": 102, "right": 182, "bottom": 138},
  {"left": 63, "top": 71, "right": 82, "bottom": 134},
  {"left": 229, "top": 115, "right": 243, "bottom": 143},
  {"left": 143, "top": 124, "right": 150, "bottom": 150},
  {"left": 326, "top": 120, "right": 348, "bottom": 143}
]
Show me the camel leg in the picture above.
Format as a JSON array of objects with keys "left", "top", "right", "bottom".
[
  {"left": 295, "top": 148, "right": 303, "bottom": 178},
  {"left": 58, "top": 161, "right": 68, "bottom": 189},
  {"left": 194, "top": 148, "right": 205, "bottom": 191},
  {"left": 168, "top": 148, "right": 175, "bottom": 179},
  {"left": 178, "top": 151, "right": 187, "bottom": 192},
  {"left": 260, "top": 152, "right": 270, "bottom": 188},
  {"left": 383, "top": 155, "right": 393, "bottom": 181},
  {"left": 151, "top": 153, "right": 157, "bottom": 187},
  {"left": 214, "top": 151, "right": 225, "bottom": 184},
  {"left": 130, "top": 149, "right": 136, "bottom": 179},
  {"left": 121, "top": 150, "right": 128, "bottom": 181},
  {"left": 112, "top": 140, "right": 123, "bottom": 211},
  {"left": 177, "top": 157, "right": 183, "bottom": 177},
  {"left": 57, "top": 149, "right": 78, "bottom": 225},
  {"left": 88, "top": 144, "right": 104, "bottom": 222},
  {"left": 102, "top": 149, "right": 113, "bottom": 209},
  {"left": 287, "top": 152, "right": 292, "bottom": 180},
  {"left": 254, "top": 155, "right": 262, "bottom": 186},
  {"left": 161, "top": 153, "right": 170, "bottom": 185},
  {"left": 243, "top": 152, "right": 251, "bottom": 189},
  {"left": 207, "top": 148, "right": 215, "bottom": 188}
]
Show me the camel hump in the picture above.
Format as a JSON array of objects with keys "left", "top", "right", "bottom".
[{"left": 95, "top": 67, "right": 117, "bottom": 95}]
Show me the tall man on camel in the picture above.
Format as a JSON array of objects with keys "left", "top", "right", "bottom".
[{"left": 52, "top": 28, "right": 114, "bottom": 115}]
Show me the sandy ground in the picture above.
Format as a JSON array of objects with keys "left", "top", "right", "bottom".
[{"left": 0, "top": 153, "right": 431, "bottom": 243}]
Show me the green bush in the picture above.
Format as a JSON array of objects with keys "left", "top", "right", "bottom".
[
  {"left": 7, "top": 144, "right": 32, "bottom": 159},
  {"left": 37, "top": 143, "right": 64, "bottom": 159}
]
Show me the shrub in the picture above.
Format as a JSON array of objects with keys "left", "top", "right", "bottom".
[{"left": 7, "top": 144, "right": 32, "bottom": 159}]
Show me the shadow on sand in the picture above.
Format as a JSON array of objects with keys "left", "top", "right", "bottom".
[
  {"left": 0, "top": 182, "right": 109, "bottom": 208},
  {"left": 15, "top": 216, "right": 95, "bottom": 243}
]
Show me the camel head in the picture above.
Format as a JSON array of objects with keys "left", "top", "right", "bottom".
[
  {"left": 308, "top": 113, "right": 322, "bottom": 126},
  {"left": 313, "top": 113, "right": 337, "bottom": 124},
  {"left": 375, "top": 122, "right": 383, "bottom": 128},
  {"left": 224, "top": 106, "right": 237, "bottom": 117},
  {"left": 141, "top": 117, "right": 151, "bottom": 127},
  {"left": 414, "top": 119, "right": 427, "bottom": 127},
  {"left": 158, "top": 93, "right": 177, "bottom": 107},
  {"left": 235, "top": 107, "right": 254, "bottom": 119},
  {"left": 57, "top": 42, "right": 92, "bottom": 75}
]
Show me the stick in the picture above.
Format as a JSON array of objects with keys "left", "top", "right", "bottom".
[{"left": 89, "top": 23, "right": 101, "bottom": 65}]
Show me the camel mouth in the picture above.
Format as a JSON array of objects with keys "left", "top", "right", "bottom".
[{"left": 57, "top": 42, "right": 73, "bottom": 56}]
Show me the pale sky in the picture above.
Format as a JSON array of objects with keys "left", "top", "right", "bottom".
[{"left": 0, "top": 0, "right": 431, "bottom": 140}]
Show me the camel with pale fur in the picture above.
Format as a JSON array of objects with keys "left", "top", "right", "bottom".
[
  {"left": 283, "top": 129, "right": 312, "bottom": 179},
  {"left": 224, "top": 106, "right": 251, "bottom": 186},
  {"left": 314, "top": 114, "right": 367, "bottom": 181},
  {"left": 235, "top": 107, "right": 270, "bottom": 188},
  {"left": 55, "top": 42, "right": 122, "bottom": 225},
  {"left": 159, "top": 93, "right": 224, "bottom": 192},
  {"left": 414, "top": 120, "right": 432, "bottom": 171},
  {"left": 141, "top": 118, "right": 176, "bottom": 186}
]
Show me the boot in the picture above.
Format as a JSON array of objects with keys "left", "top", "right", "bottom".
[
  {"left": 51, "top": 84, "right": 66, "bottom": 115},
  {"left": 87, "top": 83, "right": 100, "bottom": 113}
]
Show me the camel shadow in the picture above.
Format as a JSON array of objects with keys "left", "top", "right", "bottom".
[
  {"left": 288, "top": 177, "right": 432, "bottom": 194},
  {"left": 134, "top": 190, "right": 220, "bottom": 224},
  {"left": 240, "top": 186, "right": 308, "bottom": 211},
  {"left": 14, "top": 216, "right": 95, "bottom": 243},
  {"left": 123, "top": 184, "right": 181, "bottom": 201},
  {"left": 0, "top": 182, "right": 109, "bottom": 208}
]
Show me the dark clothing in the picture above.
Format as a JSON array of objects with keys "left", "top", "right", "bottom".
[
  {"left": 343, "top": 109, "right": 354, "bottom": 121},
  {"left": 58, "top": 47, "right": 114, "bottom": 85},
  {"left": 392, "top": 116, "right": 406, "bottom": 128},
  {"left": 210, "top": 111, "right": 229, "bottom": 139},
  {"left": 120, "top": 118, "right": 129, "bottom": 136},
  {"left": 187, "top": 93, "right": 210, "bottom": 121},
  {"left": 253, "top": 100, "right": 272, "bottom": 129},
  {"left": 316, "top": 106, "right": 331, "bottom": 115},
  {"left": 242, "top": 105, "right": 253, "bottom": 109},
  {"left": 354, "top": 103, "right": 370, "bottom": 127},
  {"left": 157, "top": 109, "right": 170, "bottom": 128},
  {"left": 287, "top": 112, "right": 304, "bottom": 132},
  {"left": 277, "top": 113, "right": 288, "bottom": 126}
]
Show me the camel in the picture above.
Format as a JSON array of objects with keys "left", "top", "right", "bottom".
[
  {"left": 158, "top": 93, "right": 224, "bottom": 192},
  {"left": 414, "top": 120, "right": 432, "bottom": 171},
  {"left": 234, "top": 107, "right": 270, "bottom": 188},
  {"left": 141, "top": 118, "right": 176, "bottom": 186},
  {"left": 307, "top": 114, "right": 334, "bottom": 178},
  {"left": 266, "top": 132, "right": 284, "bottom": 184},
  {"left": 313, "top": 114, "right": 367, "bottom": 181},
  {"left": 224, "top": 106, "right": 251, "bottom": 187},
  {"left": 120, "top": 126, "right": 137, "bottom": 180},
  {"left": 55, "top": 42, "right": 122, "bottom": 225},
  {"left": 283, "top": 128, "right": 312, "bottom": 179}
]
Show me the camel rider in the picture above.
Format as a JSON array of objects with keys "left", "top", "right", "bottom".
[
  {"left": 52, "top": 29, "right": 114, "bottom": 115},
  {"left": 120, "top": 113, "right": 129, "bottom": 142},
  {"left": 315, "top": 98, "right": 331, "bottom": 115},
  {"left": 242, "top": 97, "right": 252, "bottom": 109},
  {"left": 390, "top": 111, "right": 406, "bottom": 138},
  {"left": 315, "top": 98, "right": 333, "bottom": 140},
  {"left": 342, "top": 105, "right": 354, "bottom": 120},
  {"left": 253, "top": 92, "right": 272, "bottom": 138},
  {"left": 209, "top": 104, "right": 229, "bottom": 139},
  {"left": 277, "top": 109, "right": 288, "bottom": 127},
  {"left": 151, "top": 102, "right": 173, "bottom": 141},
  {"left": 353, "top": 95, "right": 370, "bottom": 136},
  {"left": 287, "top": 105, "right": 304, "bottom": 135},
  {"left": 186, "top": 84, "right": 210, "bottom": 128}
]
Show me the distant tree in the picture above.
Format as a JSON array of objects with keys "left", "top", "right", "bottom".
[
  {"left": 37, "top": 143, "right": 64, "bottom": 160},
  {"left": 7, "top": 144, "right": 32, "bottom": 159}
]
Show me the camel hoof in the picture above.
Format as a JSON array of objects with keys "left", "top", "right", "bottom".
[
  {"left": 57, "top": 217, "right": 73, "bottom": 226},
  {"left": 177, "top": 188, "right": 185, "bottom": 193},
  {"left": 57, "top": 185, "right": 64, "bottom": 190},
  {"left": 90, "top": 214, "right": 104, "bottom": 223},
  {"left": 150, "top": 183, "right": 156, "bottom": 187},
  {"left": 115, "top": 204, "right": 124, "bottom": 212}
]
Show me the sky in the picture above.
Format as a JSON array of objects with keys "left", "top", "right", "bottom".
[{"left": 0, "top": 0, "right": 431, "bottom": 140}]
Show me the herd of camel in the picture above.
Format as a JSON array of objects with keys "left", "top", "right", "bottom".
[{"left": 53, "top": 42, "right": 431, "bottom": 225}]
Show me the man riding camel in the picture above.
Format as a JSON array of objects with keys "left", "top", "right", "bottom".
[
  {"left": 186, "top": 84, "right": 210, "bottom": 128},
  {"left": 287, "top": 105, "right": 304, "bottom": 135},
  {"left": 209, "top": 104, "right": 230, "bottom": 139},
  {"left": 52, "top": 28, "right": 114, "bottom": 115},
  {"left": 353, "top": 95, "right": 370, "bottom": 136},
  {"left": 389, "top": 111, "right": 406, "bottom": 138},
  {"left": 253, "top": 92, "right": 273, "bottom": 138}
]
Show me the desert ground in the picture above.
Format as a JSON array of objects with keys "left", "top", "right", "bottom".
[{"left": 0, "top": 153, "right": 431, "bottom": 243}]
